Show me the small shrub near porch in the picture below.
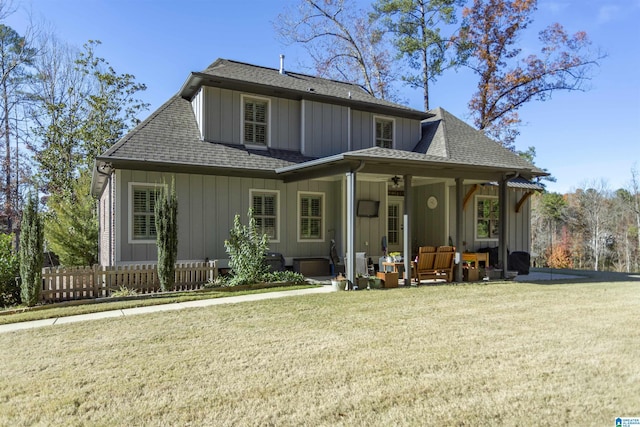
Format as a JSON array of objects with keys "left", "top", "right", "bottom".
[{"left": 223, "top": 209, "right": 304, "bottom": 287}]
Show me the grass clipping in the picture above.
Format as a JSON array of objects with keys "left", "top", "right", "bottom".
[{"left": 0, "top": 281, "right": 638, "bottom": 426}]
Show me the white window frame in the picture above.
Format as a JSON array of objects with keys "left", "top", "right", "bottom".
[
  {"left": 373, "top": 115, "right": 395, "bottom": 149},
  {"left": 249, "top": 189, "right": 280, "bottom": 243},
  {"left": 241, "top": 94, "right": 271, "bottom": 148},
  {"left": 297, "top": 191, "right": 325, "bottom": 243},
  {"left": 128, "top": 182, "right": 166, "bottom": 244},
  {"left": 474, "top": 195, "right": 499, "bottom": 242}
]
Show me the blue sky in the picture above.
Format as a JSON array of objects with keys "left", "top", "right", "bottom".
[{"left": 7, "top": 0, "right": 640, "bottom": 194}]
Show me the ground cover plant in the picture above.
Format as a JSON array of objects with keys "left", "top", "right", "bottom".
[{"left": 0, "top": 280, "right": 638, "bottom": 426}]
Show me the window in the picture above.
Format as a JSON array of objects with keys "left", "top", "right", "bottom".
[
  {"left": 243, "top": 96, "right": 268, "bottom": 145},
  {"left": 131, "top": 185, "right": 162, "bottom": 241},
  {"left": 388, "top": 204, "right": 400, "bottom": 245},
  {"left": 298, "top": 192, "right": 324, "bottom": 241},
  {"left": 251, "top": 190, "right": 279, "bottom": 241},
  {"left": 476, "top": 196, "right": 499, "bottom": 240},
  {"left": 375, "top": 117, "right": 394, "bottom": 148}
]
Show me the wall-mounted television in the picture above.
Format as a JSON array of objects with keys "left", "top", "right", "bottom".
[{"left": 357, "top": 200, "right": 380, "bottom": 218}]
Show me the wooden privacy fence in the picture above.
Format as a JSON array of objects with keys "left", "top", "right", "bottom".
[{"left": 41, "top": 261, "right": 218, "bottom": 304}]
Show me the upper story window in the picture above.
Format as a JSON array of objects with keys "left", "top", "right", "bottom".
[
  {"left": 375, "top": 117, "right": 394, "bottom": 148},
  {"left": 242, "top": 95, "right": 269, "bottom": 146},
  {"left": 475, "top": 196, "right": 499, "bottom": 241},
  {"left": 250, "top": 189, "right": 279, "bottom": 242},
  {"left": 298, "top": 191, "right": 324, "bottom": 242},
  {"left": 130, "top": 183, "right": 164, "bottom": 243}
]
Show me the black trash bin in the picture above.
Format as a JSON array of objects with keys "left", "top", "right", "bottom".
[
  {"left": 264, "top": 252, "right": 285, "bottom": 272},
  {"left": 508, "top": 251, "right": 530, "bottom": 275}
]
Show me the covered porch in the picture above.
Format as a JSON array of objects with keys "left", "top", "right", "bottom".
[{"left": 277, "top": 147, "right": 545, "bottom": 286}]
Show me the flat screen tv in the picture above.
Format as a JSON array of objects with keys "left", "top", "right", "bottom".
[{"left": 357, "top": 200, "right": 380, "bottom": 218}]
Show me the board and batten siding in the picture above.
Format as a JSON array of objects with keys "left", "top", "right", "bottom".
[
  {"left": 411, "top": 182, "right": 449, "bottom": 248},
  {"left": 191, "top": 87, "right": 204, "bottom": 139},
  {"left": 114, "top": 169, "right": 341, "bottom": 264},
  {"left": 301, "top": 100, "right": 349, "bottom": 157},
  {"left": 446, "top": 184, "right": 531, "bottom": 253},
  {"left": 351, "top": 110, "right": 421, "bottom": 151},
  {"left": 199, "top": 86, "right": 300, "bottom": 151},
  {"left": 352, "top": 180, "right": 388, "bottom": 256}
]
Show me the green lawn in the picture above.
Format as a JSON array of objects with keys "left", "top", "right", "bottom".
[{"left": 0, "top": 281, "right": 638, "bottom": 426}]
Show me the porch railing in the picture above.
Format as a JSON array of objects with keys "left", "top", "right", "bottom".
[{"left": 40, "top": 261, "right": 218, "bottom": 304}]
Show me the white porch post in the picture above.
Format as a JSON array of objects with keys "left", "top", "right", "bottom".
[
  {"left": 346, "top": 170, "right": 356, "bottom": 286},
  {"left": 455, "top": 177, "right": 464, "bottom": 282},
  {"left": 403, "top": 174, "right": 412, "bottom": 286},
  {"left": 499, "top": 176, "right": 509, "bottom": 278}
]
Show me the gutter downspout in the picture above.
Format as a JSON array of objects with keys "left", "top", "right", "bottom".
[{"left": 96, "top": 163, "right": 114, "bottom": 267}]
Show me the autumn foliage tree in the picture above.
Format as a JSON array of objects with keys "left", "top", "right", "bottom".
[
  {"left": 546, "top": 227, "right": 572, "bottom": 269},
  {"left": 458, "top": 0, "right": 602, "bottom": 149}
]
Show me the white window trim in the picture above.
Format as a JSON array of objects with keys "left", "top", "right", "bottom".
[
  {"left": 241, "top": 94, "right": 271, "bottom": 149},
  {"left": 128, "top": 182, "right": 167, "bottom": 244},
  {"left": 297, "top": 191, "right": 325, "bottom": 243},
  {"left": 249, "top": 189, "right": 281, "bottom": 243},
  {"left": 474, "top": 195, "right": 499, "bottom": 242},
  {"left": 373, "top": 115, "right": 396, "bottom": 149}
]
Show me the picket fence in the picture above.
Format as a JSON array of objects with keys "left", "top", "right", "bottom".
[{"left": 40, "top": 261, "right": 218, "bottom": 303}]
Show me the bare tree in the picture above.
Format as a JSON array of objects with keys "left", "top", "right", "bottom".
[
  {"left": 0, "top": 18, "right": 38, "bottom": 234},
  {"left": 26, "top": 30, "right": 89, "bottom": 195},
  {"left": 630, "top": 164, "right": 640, "bottom": 271},
  {"left": 574, "top": 180, "right": 612, "bottom": 271},
  {"left": 276, "top": 0, "right": 397, "bottom": 100}
]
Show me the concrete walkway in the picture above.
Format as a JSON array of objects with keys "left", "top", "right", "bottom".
[{"left": 0, "top": 286, "right": 335, "bottom": 335}]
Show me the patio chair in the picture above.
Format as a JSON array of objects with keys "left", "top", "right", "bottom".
[
  {"left": 433, "top": 246, "right": 455, "bottom": 282},
  {"left": 416, "top": 246, "right": 437, "bottom": 282}
]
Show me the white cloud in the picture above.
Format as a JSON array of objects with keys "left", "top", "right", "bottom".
[
  {"left": 597, "top": 4, "right": 621, "bottom": 24},
  {"left": 541, "top": 1, "right": 570, "bottom": 14},
  {"left": 540, "top": 0, "right": 568, "bottom": 15}
]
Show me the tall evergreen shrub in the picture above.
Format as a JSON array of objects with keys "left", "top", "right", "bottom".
[
  {"left": 0, "top": 233, "right": 19, "bottom": 307},
  {"left": 154, "top": 179, "right": 178, "bottom": 292},
  {"left": 19, "top": 193, "right": 44, "bottom": 306}
]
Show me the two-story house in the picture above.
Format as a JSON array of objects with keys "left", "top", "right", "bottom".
[{"left": 91, "top": 58, "right": 547, "bottom": 283}]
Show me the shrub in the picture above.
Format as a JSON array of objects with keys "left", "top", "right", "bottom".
[
  {"left": 224, "top": 209, "right": 269, "bottom": 286},
  {"left": 0, "top": 234, "right": 19, "bottom": 307},
  {"left": 110, "top": 286, "right": 138, "bottom": 298},
  {"left": 44, "top": 172, "right": 98, "bottom": 266},
  {"left": 204, "top": 275, "right": 229, "bottom": 288},
  {"left": 263, "top": 270, "right": 306, "bottom": 285},
  {"left": 155, "top": 179, "right": 178, "bottom": 292},
  {"left": 19, "top": 193, "right": 44, "bottom": 307}
]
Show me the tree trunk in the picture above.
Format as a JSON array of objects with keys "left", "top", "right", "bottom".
[{"left": 2, "top": 78, "right": 11, "bottom": 233}]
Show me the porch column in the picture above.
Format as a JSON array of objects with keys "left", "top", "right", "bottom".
[
  {"left": 499, "top": 176, "right": 509, "bottom": 278},
  {"left": 403, "top": 174, "right": 412, "bottom": 286},
  {"left": 346, "top": 170, "right": 357, "bottom": 285},
  {"left": 455, "top": 177, "right": 464, "bottom": 282}
]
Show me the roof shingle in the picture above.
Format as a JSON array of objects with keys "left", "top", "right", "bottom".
[{"left": 99, "top": 95, "right": 312, "bottom": 172}]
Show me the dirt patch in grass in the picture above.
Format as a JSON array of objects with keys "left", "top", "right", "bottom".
[{"left": 0, "top": 281, "right": 638, "bottom": 426}]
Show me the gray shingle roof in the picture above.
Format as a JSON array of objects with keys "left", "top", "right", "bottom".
[
  {"left": 182, "top": 59, "right": 431, "bottom": 120},
  {"left": 98, "top": 95, "right": 312, "bottom": 173},
  {"left": 93, "top": 65, "right": 547, "bottom": 196},
  {"left": 415, "top": 107, "right": 546, "bottom": 175}
]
